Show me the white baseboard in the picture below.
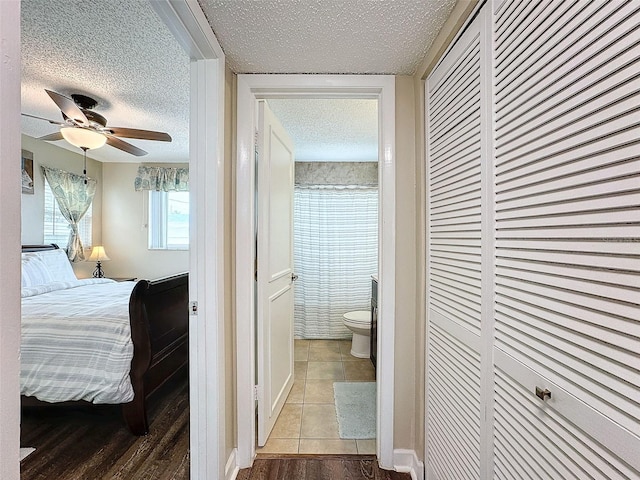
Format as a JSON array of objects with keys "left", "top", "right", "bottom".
[
  {"left": 393, "top": 449, "right": 424, "bottom": 480},
  {"left": 225, "top": 448, "right": 239, "bottom": 480}
]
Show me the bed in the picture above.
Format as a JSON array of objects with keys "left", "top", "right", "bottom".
[{"left": 20, "top": 244, "right": 189, "bottom": 436}]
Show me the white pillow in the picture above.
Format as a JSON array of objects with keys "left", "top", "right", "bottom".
[
  {"left": 32, "top": 248, "right": 77, "bottom": 282},
  {"left": 21, "top": 255, "right": 54, "bottom": 288}
]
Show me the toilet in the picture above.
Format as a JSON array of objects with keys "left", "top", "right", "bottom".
[{"left": 342, "top": 310, "right": 372, "bottom": 358}]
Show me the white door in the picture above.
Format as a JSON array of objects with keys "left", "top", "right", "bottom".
[
  {"left": 256, "top": 100, "right": 296, "bottom": 447},
  {"left": 426, "top": 9, "right": 486, "bottom": 479}
]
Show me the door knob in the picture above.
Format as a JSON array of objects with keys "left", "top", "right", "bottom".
[{"left": 291, "top": 273, "right": 299, "bottom": 282}]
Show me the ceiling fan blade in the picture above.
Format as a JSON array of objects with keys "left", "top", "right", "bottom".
[
  {"left": 106, "top": 136, "right": 148, "bottom": 156},
  {"left": 45, "top": 89, "right": 89, "bottom": 126},
  {"left": 38, "top": 132, "right": 64, "bottom": 142},
  {"left": 107, "top": 127, "right": 171, "bottom": 142},
  {"left": 21, "top": 112, "right": 65, "bottom": 126}
]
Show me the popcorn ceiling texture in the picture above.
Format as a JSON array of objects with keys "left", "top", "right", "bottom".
[
  {"left": 268, "top": 99, "right": 378, "bottom": 162},
  {"left": 21, "top": 0, "right": 190, "bottom": 163},
  {"left": 20, "top": 0, "right": 456, "bottom": 164},
  {"left": 197, "top": 0, "right": 457, "bottom": 74}
]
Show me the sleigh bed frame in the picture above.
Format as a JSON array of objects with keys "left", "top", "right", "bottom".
[{"left": 21, "top": 244, "right": 189, "bottom": 436}]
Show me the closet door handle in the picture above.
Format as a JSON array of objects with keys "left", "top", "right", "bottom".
[
  {"left": 291, "top": 273, "right": 299, "bottom": 282},
  {"left": 535, "top": 386, "right": 551, "bottom": 401}
]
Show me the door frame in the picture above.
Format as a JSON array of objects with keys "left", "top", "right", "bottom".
[
  {"left": 0, "top": 2, "right": 22, "bottom": 479},
  {"left": 235, "top": 74, "right": 396, "bottom": 469},
  {"left": 147, "top": 2, "right": 227, "bottom": 479}
]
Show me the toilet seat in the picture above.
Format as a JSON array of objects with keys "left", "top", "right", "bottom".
[{"left": 343, "top": 310, "right": 370, "bottom": 325}]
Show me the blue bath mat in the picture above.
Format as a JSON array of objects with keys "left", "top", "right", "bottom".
[{"left": 333, "top": 382, "right": 376, "bottom": 439}]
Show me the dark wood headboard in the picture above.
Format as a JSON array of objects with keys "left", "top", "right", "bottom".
[{"left": 22, "top": 244, "right": 60, "bottom": 253}]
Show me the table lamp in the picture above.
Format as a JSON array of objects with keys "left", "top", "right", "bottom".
[{"left": 88, "top": 245, "right": 110, "bottom": 278}]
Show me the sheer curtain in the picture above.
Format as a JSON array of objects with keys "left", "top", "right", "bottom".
[
  {"left": 294, "top": 185, "right": 378, "bottom": 339},
  {"left": 41, "top": 166, "right": 96, "bottom": 262}
]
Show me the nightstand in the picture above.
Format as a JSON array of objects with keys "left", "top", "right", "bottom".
[{"left": 109, "top": 277, "right": 137, "bottom": 282}]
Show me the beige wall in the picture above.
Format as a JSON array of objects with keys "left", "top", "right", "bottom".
[
  {"left": 224, "top": 64, "right": 238, "bottom": 462},
  {"left": 20, "top": 134, "right": 103, "bottom": 279},
  {"left": 393, "top": 76, "right": 419, "bottom": 450},
  {"left": 101, "top": 162, "right": 189, "bottom": 280},
  {"left": 411, "top": 0, "right": 479, "bottom": 461}
]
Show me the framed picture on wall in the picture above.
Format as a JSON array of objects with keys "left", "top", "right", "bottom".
[{"left": 22, "top": 149, "right": 34, "bottom": 194}]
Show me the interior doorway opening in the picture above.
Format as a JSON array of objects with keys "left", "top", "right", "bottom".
[
  {"left": 254, "top": 97, "right": 380, "bottom": 454},
  {"left": 235, "top": 74, "right": 396, "bottom": 470}
]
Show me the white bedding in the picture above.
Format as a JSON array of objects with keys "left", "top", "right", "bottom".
[{"left": 21, "top": 278, "right": 136, "bottom": 404}]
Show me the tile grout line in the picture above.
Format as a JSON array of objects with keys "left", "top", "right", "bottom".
[{"left": 284, "top": 339, "right": 377, "bottom": 455}]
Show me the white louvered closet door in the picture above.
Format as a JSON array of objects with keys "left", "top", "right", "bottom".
[
  {"left": 493, "top": 0, "right": 640, "bottom": 478},
  {"left": 426, "top": 6, "right": 493, "bottom": 479}
]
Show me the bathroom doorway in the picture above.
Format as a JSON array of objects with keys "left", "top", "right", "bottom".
[
  {"left": 258, "top": 98, "right": 379, "bottom": 454},
  {"left": 235, "top": 74, "right": 396, "bottom": 469}
]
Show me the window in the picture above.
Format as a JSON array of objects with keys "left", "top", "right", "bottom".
[
  {"left": 148, "top": 190, "right": 189, "bottom": 250},
  {"left": 43, "top": 180, "right": 92, "bottom": 249}
]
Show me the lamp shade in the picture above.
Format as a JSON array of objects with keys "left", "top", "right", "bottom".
[
  {"left": 88, "top": 245, "right": 110, "bottom": 262},
  {"left": 60, "top": 127, "right": 107, "bottom": 150}
]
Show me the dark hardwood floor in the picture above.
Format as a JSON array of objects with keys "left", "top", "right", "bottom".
[
  {"left": 20, "top": 375, "right": 189, "bottom": 480},
  {"left": 22, "top": 377, "right": 410, "bottom": 480},
  {"left": 237, "top": 455, "right": 412, "bottom": 480}
]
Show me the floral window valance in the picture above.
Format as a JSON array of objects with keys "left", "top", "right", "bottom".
[{"left": 134, "top": 166, "right": 189, "bottom": 192}]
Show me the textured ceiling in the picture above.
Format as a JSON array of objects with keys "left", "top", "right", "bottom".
[
  {"left": 21, "top": 0, "right": 456, "bottom": 164},
  {"left": 21, "top": 0, "right": 190, "bottom": 163},
  {"left": 268, "top": 99, "right": 378, "bottom": 162},
  {"left": 197, "top": 0, "right": 457, "bottom": 74}
]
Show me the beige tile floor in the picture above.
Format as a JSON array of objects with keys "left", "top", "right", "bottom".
[{"left": 256, "top": 339, "right": 377, "bottom": 455}]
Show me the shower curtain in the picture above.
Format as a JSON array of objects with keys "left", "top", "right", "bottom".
[{"left": 294, "top": 185, "right": 378, "bottom": 339}]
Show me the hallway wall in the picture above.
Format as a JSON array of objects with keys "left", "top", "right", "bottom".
[{"left": 393, "top": 76, "right": 418, "bottom": 450}]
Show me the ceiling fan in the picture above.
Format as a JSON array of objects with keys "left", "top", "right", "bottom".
[{"left": 22, "top": 89, "right": 171, "bottom": 156}]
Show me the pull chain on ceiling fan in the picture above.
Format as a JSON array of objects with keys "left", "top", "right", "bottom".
[
  {"left": 81, "top": 147, "right": 88, "bottom": 185},
  {"left": 22, "top": 89, "right": 172, "bottom": 157}
]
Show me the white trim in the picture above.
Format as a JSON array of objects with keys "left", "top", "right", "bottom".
[
  {"left": 188, "top": 57, "right": 226, "bottom": 480},
  {"left": 153, "top": 2, "right": 226, "bottom": 480},
  {"left": 151, "top": 0, "right": 224, "bottom": 60},
  {"left": 0, "top": 2, "right": 22, "bottom": 479},
  {"left": 225, "top": 448, "right": 239, "bottom": 480},
  {"left": 478, "top": 5, "right": 495, "bottom": 479},
  {"left": 235, "top": 74, "right": 396, "bottom": 469},
  {"left": 393, "top": 449, "right": 425, "bottom": 480}
]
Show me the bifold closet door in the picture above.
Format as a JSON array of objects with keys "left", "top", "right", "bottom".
[
  {"left": 425, "top": 6, "right": 492, "bottom": 479},
  {"left": 493, "top": 0, "right": 640, "bottom": 478}
]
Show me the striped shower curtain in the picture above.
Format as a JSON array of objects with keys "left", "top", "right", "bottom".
[{"left": 294, "top": 185, "right": 378, "bottom": 339}]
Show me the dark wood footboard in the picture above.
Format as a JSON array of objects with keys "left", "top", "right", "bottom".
[
  {"left": 123, "top": 273, "right": 189, "bottom": 435},
  {"left": 21, "top": 244, "right": 189, "bottom": 436}
]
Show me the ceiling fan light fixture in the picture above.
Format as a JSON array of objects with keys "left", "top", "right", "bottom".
[{"left": 60, "top": 126, "right": 106, "bottom": 150}]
